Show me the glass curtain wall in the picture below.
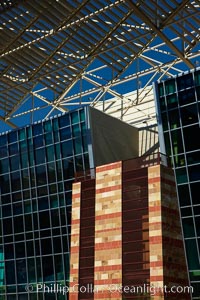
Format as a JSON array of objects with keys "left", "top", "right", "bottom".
[
  {"left": 0, "top": 107, "right": 90, "bottom": 300},
  {"left": 155, "top": 69, "right": 200, "bottom": 299}
]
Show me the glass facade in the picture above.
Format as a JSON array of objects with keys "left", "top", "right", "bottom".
[
  {"left": 0, "top": 107, "right": 90, "bottom": 300},
  {"left": 154, "top": 69, "right": 200, "bottom": 299}
]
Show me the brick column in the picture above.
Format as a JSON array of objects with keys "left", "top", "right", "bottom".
[
  {"left": 69, "top": 182, "right": 81, "bottom": 300},
  {"left": 148, "top": 165, "right": 164, "bottom": 299},
  {"left": 94, "top": 162, "right": 122, "bottom": 300},
  {"left": 148, "top": 165, "right": 191, "bottom": 300}
]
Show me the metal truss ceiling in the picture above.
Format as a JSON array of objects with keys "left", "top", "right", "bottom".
[{"left": 0, "top": 0, "right": 200, "bottom": 130}]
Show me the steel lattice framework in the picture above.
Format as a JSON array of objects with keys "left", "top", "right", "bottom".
[{"left": 0, "top": 0, "right": 200, "bottom": 131}]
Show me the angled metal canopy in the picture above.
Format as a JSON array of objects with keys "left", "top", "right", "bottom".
[{"left": 0, "top": 0, "right": 200, "bottom": 131}]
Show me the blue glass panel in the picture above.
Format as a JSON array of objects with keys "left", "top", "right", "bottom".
[
  {"left": 194, "top": 70, "right": 200, "bottom": 85},
  {"left": 38, "top": 196, "right": 49, "bottom": 210},
  {"left": 26, "top": 127, "right": 32, "bottom": 138},
  {"left": 173, "top": 154, "right": 185, "bottom": 167},
  {"left": 46, "top": 145, "right": 54, "bottom": 162},
  {"left": 177, "top": 73, "right": 193, "bottom": 90},
  {"left": 158, "top": 83, "right": 164, "bottom": 97},
  {"left": 74, "top": 137, "right": 82, "bottom": 154},
  {"left": 2, "top": 204, "right": 11, "bottom": 217},
  {"left": 0, "top": 254, "right": 4, "bottom": 286},
  {"left": 176, "top": 167, "right": 188, "bottom": 184},
  {"left": 82, "top": 135, "right": 88, "bottom": 152},
  {"left": 81, "top": 122, "right": 86, "bottom": 135},
  {"left": 12, "top": 191, "right": 22, "bottom": 202},
  {"left": 50, "top": 195, "right": 59, "bottom": 208},
  {"left": 72, "top": 124, "right": 80, "bottom": 137},
  {"left": 80, "top": 108, "right": 85, "bottom": 122},
  {"left": 28, "top": 258, "right": 36, "bottom": 283},
  {"left": 44, "top": 132, "right": 53, "bottom": 145},
  {"left": 171, "top": 129, "right": 184, "bottom": 154},
  {"left": 36, "top": 257, "right": 42, "bottom": 282},
  {"left": 49, "top": 184, "right": 57, "bottom": 194},
  {"left": 47, "top": 162, "right": 56, "bottom": 183},
  {"left": 13, "top": 202, "right": 22, "bottom": 215},
  {"left": 58, "top": 182, "right": 63, "bottom": 192},
  {"left": 61, "top": 140, "right": 73, "bottom": 157},
  {"left": 62, "top": 159, "right": 74, "bottom": 180},
  {"left": 29, "top": 151, "right": 34, "bottom": 167},
  {"left": 178, "top": 88, "right": 195, "bottom": 106},
  {"left": 14, "top": 216, "right": 24, "bottom": 233},
  {"left": 36, "top": 165, "right": 47, "bottom": 186},
  {"left": 0, "top": 158, "right": 9, "bottom": 173},
  {"left": 41, "top": 238, "right": 52, "bottom": 255},
  {"left": 71, "top": 111, "right": 79, "bottom": 124},
  {"left": 3, "top": 218, "right": 12, "bottom": 235},
  {"left": 52, "top": 118, "right": 59, "bottom": 130},
  {"left": 39, "top": 211, "right": 50, "bottom": 229},
  {"left": 182, "top": 217, "right": 195, "bottom": 238},
  {"left": 4, "top": 244, "right": 14, "bottom": 259},
  {"left": 166, "top": 94, "right": 178, "bottom": 109},
  {"left": 59, "top": 193, "right": 64, "bottom": 206},
  {"left": 168, "top": 109, "right": 180, "bottom": 129},
  {"left": 64, "top": 253, "right": 70, "bottom": 280},
  {"left": 189, "top": 164, "right": 200, "bottom": 181},
  {"left": 159, "top": 96, "right": 166, "bottom": 111},
  {"left": 5, "top": 261, "right": 15, "bottom": 284},
  {"left": 54, "top": 255, "right": 64, "bottom": 280},
  {"left": 165, "top": 79, "right": 176, "bottom": 94},
  {"left": 16, "top": 259, "right": 27, "bottom": 283},
  {"left": 183, "top": 125, "right": 200, "bottom": 152},
  {"left": 0, "top": 174, "right": 10, "bottom": 194},
  {"left": 18, "top": 128, "right": 26, "bottom": 140},
  {"left": 38, "top": 187, "right": 48, "bottom": 199},
  {"left": 53, "top": 130, "right": 59, "bottom": 143},
  {"left": 9, "top": 143, "right": 18, "bottom": 155},
  {"left": 58, "top": 114, "right": 70, "bottom": 128},
  {"left": 33, "top": 135, "right": 44, "bottom": 148},
  {"left": 1, "top": 195, "right": 11, "bottom": 205},
  {"left": 42, "top": 256, "right": 54, "bottom": 281},
  {"left": 191, "top": 182, "right": 200, "bottom": 205},
  {"left": 19, "top": 140, "right": 27, "bottom": 155},
  {"left": 180, "top": 103, "right": 198, "bottom": 126},
  {"left": 11, "top": 171, "right": 21, "bottom": 192},
  {"left": 8, "top": 131, "right": 17, "bottom": 143},
  {"left": 10, "top": 155, "right": 20, "bottom": 171},
  {"left": 25, "top": 214, "right": 32, "bottom": 230},
  {"left": 35, "top": 148, "right": 46, "bottom": 165},
  {"left": 56, "top": 160, "right": 62, "bottom": 181},
  {"left": 59, "top": 127, "right": 71, "bottom": 141},
  {"left": 15, "top": 242, "right": 25, "bottom": 258},
  {"left": 84, "top": 153, "right": 90, "bottom": 170},
  {"left": 75, "top": 155, "right": 83, "bottom": 172},
  {"left": 195, "top": 216, "right": 200, "bottom": 236},
  {"left": 21, "top": 152, "right": 28, "bottom": 169},
  {"left": 0, "top": 135, "right": 7, "bottom": 146},
  {"left": 44, "top": 120, "right": 52, "bottom": 132},
  {"left": 181, "top": 206, "right": 192, "bottom": 217},
  {"left": 65, "top": 191, "right": 72, "bottom": 206},
  {"left": 32, "top": 123, "right": 43, "bottom": 136},
  {"left": 0, "top": 146, "right": 7, "bottom": 158},
  {"left": 185, "top": 239, "right": 200, "bottom": 270},
  {"left": 23, "top": 190, "right": 30, "bottom": 200},
  {"left": 55, "top": 144, "right": 61, "bottom": 160}
]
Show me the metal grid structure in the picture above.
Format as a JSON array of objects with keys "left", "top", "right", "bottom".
[{"left": 0, "top": 0, "right": 200, "bottom": 131}]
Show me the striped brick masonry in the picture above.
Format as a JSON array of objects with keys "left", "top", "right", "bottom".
[
  {"left": 148, "top": 165, "right": 190, "bottom": 300},
  {"left": 69, "top": 182, "right": 81, "bottom": 300},
  {"left": 69, "top": 158, "right": 190, "bottom": 300},
  {"left": 94, "top": 162, "right": 122, "bottom": 300}
]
